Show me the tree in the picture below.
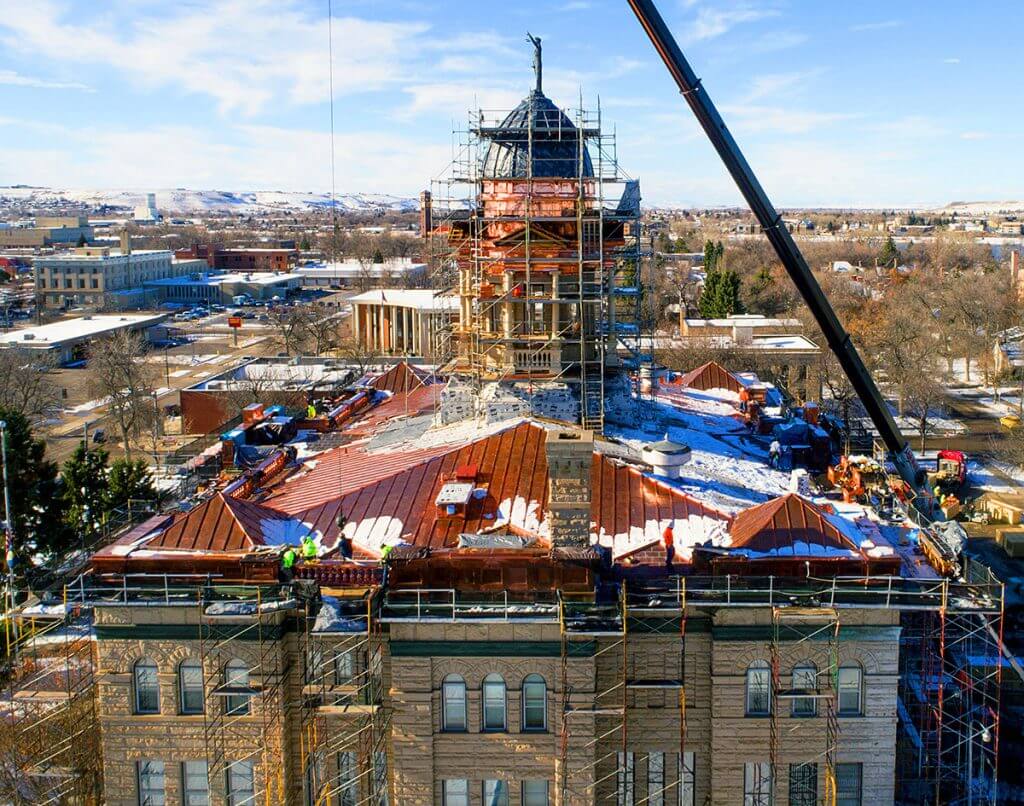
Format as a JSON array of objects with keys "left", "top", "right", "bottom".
[
  {"left": 107, "top": 457, "right": 158, "bottom": 513},
  {"left": 0, "top": 349, "right": 60, "bottom": 419},
  {"left": 76, "top": 233, "right": 87, "bottom": 248},
  {"left": 698, "top": 267, "right": 744, "bottom": 318},
  {"left": 879, "top": 236, "right": 900, "bottom": 268},
  {"left": 61, "top": 443, "right": 109, "bottom": 545},
  {"left": 0, "top": 407, "right": 65, "bottom": 558},
  {"left": 87, "top": 330, "right": 159, "bottom": 460},
  {"left": 300, "top": 234, "right": 312, "bottom": 252}
]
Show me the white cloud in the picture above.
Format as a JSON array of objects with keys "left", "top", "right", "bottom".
[
  {"left": 849, "top": 20, "right": 903, "bottom": 32},
  {"left": 740, "top": 69, "right": 825, "bottom": 103},
  {"left": 944, "top": 58, "right": 961, "bottom": 65},
  {"left": 0, "top": 69, "right": 93, "bottom": 92},
  {"left": 721, "top": 104, "right": 855, "bottom": 135},
  {"left": 0, "top": 0, "right": 428, "bottom": 115},
  {"left": 686, "top": 6, "right": 780, "bottom": 42},
  {"left": 960, "top": 132, "right": 989, "bottom": 141}
]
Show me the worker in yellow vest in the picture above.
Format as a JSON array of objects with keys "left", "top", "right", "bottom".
[
  {"left": 280, "top": 546, "right": 297, "bottom": 582},
  {"left": 301, "top": 535, "right": 318, "bottom": 561}
]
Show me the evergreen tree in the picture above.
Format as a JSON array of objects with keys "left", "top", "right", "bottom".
[
  {"left": 698, "top": 270, "right": 721, "bottom": 318},
  {"left": 107, "top": 457, "right": 158, "bottom": 513},
  {"left": 61, "top": 443, "right": 109, "bottom": 545},
  {"left": 300, "top": 235, "right": 312, "bottom": 251},
  {"left": 371, "top": 248, "right": 385, "bottom": 264},
  {"left": 0, "top": 407, "right": 65, "bottom": 557},
  {"left": 880, "top": 235, "right": 900, "bottom": 267},
  {"left": 76, "top": 233, "right": 87, "bottom": 247}
]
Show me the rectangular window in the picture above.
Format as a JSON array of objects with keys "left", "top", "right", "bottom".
[
  {"left": 743, "top": 762, "right": 772, "bottom": 806},
  {"left": 443, "top": 779, "right": 469, "bottom": 806},
  {"left": 788, "top": 763, "right": 817, "bottom": 806},
  {"left": 337, "top": 752, "right": 357, "bottom": 806},
  {"left": 648, "top": 752, "right": 665, "bottom": 806},
  {"left": 442, "top": 680, "right": 466, "bottom": 731},
  {"left": 617, "top": 751, "right": 635, "bottom": 806},
  {"left": 181, "top": 761, "right": 209, "bottom": 806},
  {"left": 335, "top": 650, "right": 355, "bottom": 684},
  {"left": 522, "top": 779, "right": 549, "bottom": 806},
  {"left": 226, "top": 760, "right": 255, "bottom": 806},
  {"left": 305, "top": 752, "right": 324, "bottom": 806},
  {"left": 374, "top": 750, "right": 388, "bottom": 805},
  {"left": 838, "top": 668, "right": 862, "bottom": 716},
  {"left": 746, "top": 666, "right": 770, "bottom": 716},
  {"left": 137, "top": 760, "right": 165, "bottom": 806},
  {"left": 678, "top": 752, "right": 695, "bottom": 806},
  {"left": 483, "top": 779, "right": 509, "bottom": 806},
  {"left": 791, "top": 666, "right": 817, "bottom": 717},
  {"left": 179, "top": 664, "right": 204, "bottom": 715},
  {"left": 836, "top": 763, "right": 862, "bottom": 806}
]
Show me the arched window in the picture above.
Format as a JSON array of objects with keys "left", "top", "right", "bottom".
[
  {"left": 837, "top": 664, "right": 863, "bottom": 715},
  {"left": 133, "top": 658, "right": 160, "bottom": 714},
  {"left": 441, "top": 674, "right": 467, "bottom": 732},
  {"left": 745, "top": 660, "right": 770, "bottom": 716},
  {"left": 791, "top": 662, "right": 817, "bottom": 717},
  {"left": 178, "top": 659, "right": 204, "bottom": 715},
  {"left": 482, "top": 674, "right": 507, "bottom": 731},
  {"left": 223, "top": 659, "right": 251, "bottom": 716},
  {"left": 521, "top": 674, "right": 547, "bottom": 731}
]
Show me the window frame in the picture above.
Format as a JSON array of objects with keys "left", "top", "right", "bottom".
[
  {"left": 745, "top": 661, "right": 771, "bottom": 717},
  {"left": 522, "top": 779, "right": 549, "bottom": 806},
  {"left": 837, "top": 665, "right": 863, "bottom": 716},
  {"left": 136, "top": 759, "right": 166, "bottom": 806},
  {"left": 616, "top": 751, "right": 635, "bottom": 806},
  {"left": 133, "top": 658, "right": 160, "bottom": 715},
  {"left": 788, "top": 762, "right": 818, "bottom": 806},
  {"left": 223, "top": 659, "right": 252, "bottom": 717},
  {"left": 482, "top": 673, "right": 508, "bottom": 732},
  {"left": 791, "top": 662, "right": 818, "bottom": 717},
  {"left": 648, "top": 752, "right": 665, "bottom": 806},
  {"left": 180, "top": 760, "right": 210, "bottom": 806},
  {"left": 678, "top": 752, "right": 695, "bottom": 806},
  {"left": 441, "top": 674, "right": 467, "bottom": 732},
  {"left": 483, "top": 779, "right": 509, "bottom": 806},
  {"left": 521, "top": 674, "right": 547, "bottom": 732},
  {"left": 442, "top": 779, "right": 469, "bottom": 806},
  {"left": 835, "top": 762, "right": 863, "bottom": 806},
  {"left": 743, "top": 761, "right": 772, "bottom": 806},
  {"left": 225, "top": 760, "right": 255, "bottom": 806},
  {"left": 337, "top": 751, "right": 357, "bottom": 806},
  {"left": 178, "top": 659, "right": 204, "bottom": 715}
]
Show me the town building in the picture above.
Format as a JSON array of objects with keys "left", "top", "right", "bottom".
[
  {"left": 176, "top": 245, "right": 299, "bottom": 273},
  {"left": 0, "top": 312, "right": 168, "bottom": 364},
  {"left": 0, "top": 214, "right": 94, "bottom": 248},
  {"left": 34, "top": 232, "right": 204, "bottom": 309},
  {"left": 349, "top": 289, "right": 458, "bottom": 360},
  {"left": 133, "top": 193, "right": 161, "bottom": 223},
  {"left": 295, "top": 259, "right": 428, "bottom": 289},
  {"left": 674, "top": 314, "right": 823, "bottom": 402},
  {"left": 144, "top": 270, "right": 302, "bottom": 306}
]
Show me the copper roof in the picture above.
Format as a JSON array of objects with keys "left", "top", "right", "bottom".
[
  {"left": 367, "top": 361, "right": 431, "bottom": 394},
  {"left": 678, "top": 361, "right": 744, "bottom": 393},
  {"left": 145, "top": 492, "right": 285, "bottom": 552},
  {"left": 728, "top": 494, "right": 861, "bottom": 557}
]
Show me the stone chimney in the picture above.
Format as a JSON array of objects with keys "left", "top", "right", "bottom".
[
  {"left": 419, "top": 190, "right": 432, "bottom": 241},
  {"left": 119, "top": 227, "right": 132, "bottom": 256},
  {"left": 545, "top": 428, "right": 593, "bottom": 548}
]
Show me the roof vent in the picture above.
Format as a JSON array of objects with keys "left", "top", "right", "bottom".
[{"left": 641, "top": 433, "right": 692, "bottom": 480}]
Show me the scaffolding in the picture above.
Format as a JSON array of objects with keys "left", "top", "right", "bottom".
[
  {"left": 299, "top": 590, "right": 390, "bottom": 806},
  {"left": 428, "top": 82, "right": 645, "bottom": 431},
  {"left": 0, "top": 587, "right": 101, "bottom": 805},
  {"left": 769, "top": 607, "right": 840, "bottom": 806},
  {"left": 197, "top": 583, "right": 295, "bottom": 805}
]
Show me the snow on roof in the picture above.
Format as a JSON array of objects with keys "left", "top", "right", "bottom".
[
  {"left": 683, "top": 314, "right": 801, "bottom": 328},
  {"left": 145, "top": 271, "right": 302, "bottom": 286},
  {"left": 0, "top": 313, "right": 168, "bottom": 348},
  {"left": 349, "top": 289, "right": 458, "bottom": 311}
]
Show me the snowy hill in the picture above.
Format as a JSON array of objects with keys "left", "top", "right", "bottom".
[
  {"left": 931, "top": 200, "right": 1024, "bottom": 216},
  {"left": 0, "top": 186, "right": 418, "bottom": 215}
]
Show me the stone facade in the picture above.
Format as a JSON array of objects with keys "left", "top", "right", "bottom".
[
  {"left": 91, "top": 598, "right": 898, "bottom": 805},
  {"left": 545, "top": 429, "right": 594, "bottom": 549}
]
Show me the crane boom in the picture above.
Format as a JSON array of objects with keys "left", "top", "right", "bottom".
[{"left": 626, "top": 0, "right": 942, "bottom": 525}]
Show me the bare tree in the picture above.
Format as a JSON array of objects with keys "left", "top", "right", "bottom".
[
  {"left": 87, "top": 330, "right": 159, "bottom": 460},
  {"left": 335, "top": 335, "right": 377, "bottom": 377},
  {"left": 304, "top": 305, "right": 345, "bottom": 356},
  {"left": 267, "top": 306, "right": 311, "bottom": 355},
  {"left": 0, "top": 349, "right": 60, "bottom": 420}
]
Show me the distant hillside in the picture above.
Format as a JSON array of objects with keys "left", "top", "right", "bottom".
[
  {"left": 932, "top": 200, "right": 1024, "bottom": 215},
  {"left": 0, "top": 186, "right": 419, "bottom": 215}
]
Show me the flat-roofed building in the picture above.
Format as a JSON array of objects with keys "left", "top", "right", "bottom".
[
  {"left": 0, "top": 214, "right": 94, "bottom": 248},
  {"left": 0, "top": 312, "right": 168, "bottom": 363},
  {"left": 34, "top": 239, "right": 204, "bottom": 309},
  {"left": 144, "top": 270, "right": 302, "bottom": 305},
  {"left": 296, "top": 258, "right": 428, "bottom": 289}
]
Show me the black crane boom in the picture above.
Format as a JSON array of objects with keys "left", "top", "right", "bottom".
[{"left": 626, "top": 0, "right": 941, "bottom": 524}]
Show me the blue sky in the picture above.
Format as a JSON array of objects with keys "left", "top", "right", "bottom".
[{"left": 0, "top": 0, "right": 1021, "bottom": 207}]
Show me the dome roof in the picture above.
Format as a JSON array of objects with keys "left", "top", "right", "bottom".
[{"left": 481, "top": 90, "right": 594, "bottom": 180}]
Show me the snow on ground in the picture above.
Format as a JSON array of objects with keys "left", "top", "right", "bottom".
[{"left": 608, "top": 388, "right": 791, "bottom": 514}]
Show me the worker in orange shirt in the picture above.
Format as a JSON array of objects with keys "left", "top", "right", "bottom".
[
  {"left": 739, "top": 386, "right": 750, "bottom": 413},
  {"left": 663, "top": 523, "right": 675, "bottom": 566}
]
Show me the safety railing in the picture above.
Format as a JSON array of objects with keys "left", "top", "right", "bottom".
[{"left": 381, "top": 588, "right": 560, "bottom": 622}]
